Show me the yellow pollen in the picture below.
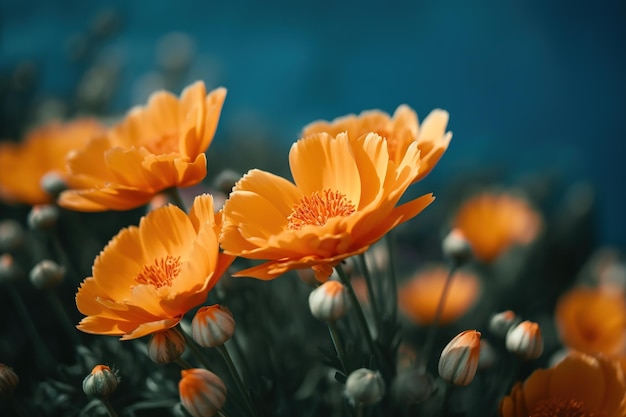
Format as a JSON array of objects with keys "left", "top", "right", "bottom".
[
  {"left": 530, "top": 398, "right": 596, "bottom": 417},
  {"left": 287, "top": 189, "right": 356, "bottom": 230},
  {"left": 136, "top": 255, "right": 181, "bottom": 288}
]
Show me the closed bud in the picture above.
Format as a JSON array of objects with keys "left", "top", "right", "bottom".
[
  {"left": 191, "top": 305, "right": 235, "bottom": 348},
  {"left": 0, "top": 364, "right": 19, "bottom": 398},
  {"left": 505, "top": 320, "right": 544, "bottom": 360},
  {"left": 442, "top": 228, "right": 473, "bottom": 265},
  {"left": 83, "top": 365, "right": 118, "bottom": 399},
  {"left": 0, "top": 254, "right": 24, "bottom": 283},
  {"left": 148, "top": 328, "right": 186, "bottom": 364},
  {"left": 345, "top": 368, "right": 385, "bottom": 405},
  {"left": 489, "top": 310, "right": 519, "bottom": 337},
  {"left": 40, "top": 171, "right": 67, "bottom": 197},
  {"left": 179, "top": 368, "right": 227, "bottom": 417},
  {"left": 0, "top": 220, "right": 25, "bottom": 252},
  {"left": 29, "top": 259, "right": 65, "bottom": 289},
  {"left": 438, "top": 330, "right": 481, "bottom": 386},
  {"left": 28, "top": 204, "right": 59, "bottom": 230},
  {"left": 390, "top": 370, "right": 434, "bottom": 404},
  {"left": 308, "top": 280, "right": 350, "bottom": 322}
]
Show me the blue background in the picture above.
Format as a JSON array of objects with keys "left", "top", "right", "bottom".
[{"left": 2, "top": 0, "right": 625, "bottom": 245}]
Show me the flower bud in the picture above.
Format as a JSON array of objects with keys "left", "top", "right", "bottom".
[
  {"left": 40, "top": 171, "right": 67, "bottom": 197},
  {"left": 29, "top": 259, "right": 65, "bottom": 289},
  {"left": 308, "top": 280, "right": 350, "bottom": 322},
  {"left": 505, "top": 320, "right": 544, "bottom": 360},
  {"left": 83, "top": 365, "right": 118, "bottom": 399},
  {"left": 0, "top": 220, "right": 25, "bottom": 252},
  {"left": 179, "top": 368, "right": 227, "bottom": 417},
  {"left": 478, "top": 339, "right": 497, "bottom": 370},
  {"left": 0, "top": 254, "right": 24, "bottom": 283},
  {"left": 489, "top": 310, "right": 519, "bottom": 338},
  {"left": 0, "top": 364, "right": 19, "bottom": 398},
  {"left": 148, "top": 328, "right": 186, "bottom": 364},
  {"left": 345, "top": 368, "right": 385, "bottom": 405},
  {"left": 442, "top": 228, "right": 473, "bottom": 265},
  {"left": 212, "top": 169, "right": 242, "bottom": 195},
  {"left": 438, "top": 330, "right": 481, "bottom": 386},
  {"left": 28, "top": 204, "right": 60, "bottom": 230},
  {"left": 191, "top": 305, "right": 235, "bottom": 348},
  {"left": 390, "top": 370, "right": 434, "bottom": 404}
]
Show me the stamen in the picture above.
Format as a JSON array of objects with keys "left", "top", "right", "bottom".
[
  {"left": 287, "top": 189, "right": 356, "bottom": 230},
  {"left": 136, "top": 255, "right": 181, "bottom": 288}
]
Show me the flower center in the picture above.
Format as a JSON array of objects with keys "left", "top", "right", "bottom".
[
  {"left": 136, "top": 256, "right": 182, "bottom": 288},
  {"left": 530, "top": 398, "right": 596, "bottom": 417},
  {"left": 287, "top": 189, "right": 356, "bottom": 230},
  {"left": 143, "top": 132, "right": 179, "bottom": 155}
]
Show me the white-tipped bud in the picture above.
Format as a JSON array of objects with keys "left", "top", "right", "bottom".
[
  {"left": 505, "top": 320, "right": 544, "bottom": 360},
  {"left": 0, "top": 220, "right": 25, "bottom": 252},
  {"left": 489, "top": 310, "right": 519, "bottom": 338},
  {"left": 27, "top": 204, "right": 59, "bottom": 230},
  {"left": 308, "top": 280, "right": 351, "bottom": 322},
  {"left": 442, "top": 228, "right": 473, "bottom": 265},
  {"left": 345, "top": 368, "right": 385, "bottom": 405},
  {"left": 0, "top": 254, "right": 24, "bottom": 283},
  {"left": 148, "top": 327, "right": 186, "bottom": 364},
  {"left": 390, "top": 370, "right": 434, "bottom": 404},
  {"left": 83, "top": 365, "right": 118, "bottom": 399},
  {"left": 29, "top": 259, "right": 65, "bottom": 289},
  {"left": 40, "top": 171, "right": 67, "bottom": 197},
  {"left": 438, "top": 330, "right": 481, "bottom": 386},
  {"left": 191, "top": 305, "right": 235, "bottom": 348}
]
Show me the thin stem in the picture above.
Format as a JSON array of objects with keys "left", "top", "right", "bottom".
[
  {"left": 164, "top": 187, "right": 187, "bottom": 212},
  {"left": 218, "top": 410, "right": 232, "bottom": 417},
  {"left": 180, "top": 329, "right": 213, "bottom": 370},
  {"left": 418, "top": 262, "right": 458, "bottom": 373},
  {"left": 355, "top": 403, "right": 364, "bottom": 417},
  {"left": 328, "top": 322, "right": 349, "bottom": 374},
  {"left": 384, "top": 232, "right": 398, "bottom": 324},
  {"left": 217, "top": 344, "right": 260, "bottom": 417},
  {"left": 357, "top": 254, "right": 382, "bottom": 336},
  {"left": 101, "top": 398, "right": 119, "bottom": 417},
  {"left": 176, "top": 357, "right": 194, "bottom": 369},
  {"left": 47, "top": 290, "right": 82, "bottom": 347}
]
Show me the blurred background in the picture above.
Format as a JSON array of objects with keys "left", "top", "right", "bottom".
[{"left": 1, "top": 0, "right": 625, "bottom": 246}]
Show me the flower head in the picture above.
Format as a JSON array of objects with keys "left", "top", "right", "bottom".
[
  {"left": 499, "top": 352, "right": 626, "bottom": 417},
  {"left": 220, "top": 132, "right": 434, "bottom": 281},
  {"left": 0, "top": 119, "right": 105, "bottom": 205},
  {"left": 179, "top": 368, "right": 227, "bottom": 417},
  {"left": 398, "top": 266, "right": 480, "bottom": 325},
  {"left": 303, "top": 105, "right": 451, "bottom": 182},
  {"left": 59, "top": 82, "right": 226, "bottom": 211},
  {"left": 438, "top": 330, "right": 481, "bottom": 386},
  {"left": 75, "top": 194, "right": 234, "bottom": 340},
  {"left": 556, "top": 286, "right": 626, "bottom": 356},
  {"left": 453, "top": 192, "right": 542, "bottom": 262}
]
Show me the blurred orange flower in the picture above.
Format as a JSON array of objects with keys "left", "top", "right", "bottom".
[
  {"left": 499, "top": 351, "right": 626, "bottom": 417},
  {"left": 453, "top": 192, "right": 542, "bottom": 262},
  {"left": 58, "top": 82, "right": 226, "bottom": 211},
  {"left": 75, "top": 194, "right": 234, "bottom": 340},
  {"left": 303, "top": 105, "right": 451, "bottom": 182},
  {"left": 398, "top": 265, "right": 480, "bottom": 325},
  {"left": 555, "top": 286, "right": 626, "bottom": 356},
  {"left": 0, "top": 119, "right": 105, "bottom": 205},
  {"left": 220, "top": 132, "right": 435, "bottom": 281}
]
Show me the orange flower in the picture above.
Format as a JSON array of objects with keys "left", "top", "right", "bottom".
[
  {"left": 453, "top": 192, "right": 542, "bottom": 262},
  {"left": 0, "top": 119, "right": 105, "bottom": 205},
  {"left": 58, "top": 82, "right": 226, "bottom": 211},
  {"left": 398, "top": 265, "right": 480, "bottom": 325},
  {"left": 75, "top": 194, "right": 234, "bottom": 340},
  {"left": 555, "top": 286, "right": 626, "bottom": 356},
  {"left": 303, "top": 105, "right": 451, "bottom": 182},
  {"left": 499, "top": 351, "right": 626, "bottom": 417},
  {"left": 220, "top": 132, "right": 435, "bottom": 282}
]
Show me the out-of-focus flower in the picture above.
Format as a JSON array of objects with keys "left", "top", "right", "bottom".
[
  {"left": 506, "top": 320, "right": 544, "bottom": 360},
  {"left": 0, "top": 364, "right": 19, "bottom": 398},
  {"left": 308, "top": 280, "right": 351, "bottom": 322},
  {"left": 0, "top": 119, "right": 105, "bottom": 205},
  {"left": 489, "top": 310, "right": 519, "bottom": 338},
  {"left": 555, "top": 286, "right": 626, "bottom": 356},
  {"left": 438, "top": 330, "right": 481, "bottom": 386},
  {"left": 453, "top": 192, "right": 542, "bottom": 262},
  {"left": 82, "top": 365, "right": 118, "bottom": 399},
  {"left": 29, "top": 260, "right": 65, "bottom": 290},
  {"left": 390, "top": 369, "right": 434, "bottom": 404},
  {"left": 442, "top": 228, "right": 473, "bottom": 265},
  {"left": 499, "top": 352, "right": 626, "bottom": 417},
  {"left": 302, "top": 105, "right": 452, "bottom": 183},
  {"left": 0, "top": 254, "right": 24, "bottom": 283},
  {"left": 27, "top": 204, "right": 60, "bottom": 230},
  {"left": 345, "top": 368, "right": 385, "bottom": 405},
  {"left": 220, "top": 132, "right": 434, "bottom": 281},
  {"left": 179, "top": 368, "right": 227, "bottom": 417},
  {"left": 191, "top": 305, "right": 235, "bottom": 348},
  {"left": 147, "top": 327, "right": 186, "bottom": 364},
  {"left": 59, "top": 82, "right": 226, "bottom": 211},
  {"left": 75, "top": 194, "right": 234, "bottom": 340},
  {"left": 398, "top": 266, "right": 480, "bottom": 325},
  {"left": 0, "top": 220, "right": 25, "bottom": 252}
]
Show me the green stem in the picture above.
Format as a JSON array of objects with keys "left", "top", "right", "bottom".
[
  {"left": 384, "top": 232, "right": 398, "bottom": 324},
  {"left": 176, "top": 357, "right": 193, "bottom": 369},
  {"left": 47, "top": 290, "right": 82, "bottom": 347},
  {"left": 418, "top": 262, "right": 458, "bottom": 373},
  {"left": 327, "top": 322, "right": 349, "bottom": 374},
  {"left": 101, "top": 398, "right": 119, "bottom": 417},
  {"left": 355, "top": 403, "right": 364, "bottom": 417},
  {"left": 357, "top": 254, "right": 382, "bottom": 336},
  {"left": 180, "top": 329, "right": 213, "bottom": 370},
  {"left": 217, "top": 344, "right": 260, "bottom": 417},
  {"left": 163, "top": 187, "right": 187, "bottom": 212}
]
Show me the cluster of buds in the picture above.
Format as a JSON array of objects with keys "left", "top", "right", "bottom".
[{"left": 489, "top": 310, "right": 544, "bottom": 360}]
